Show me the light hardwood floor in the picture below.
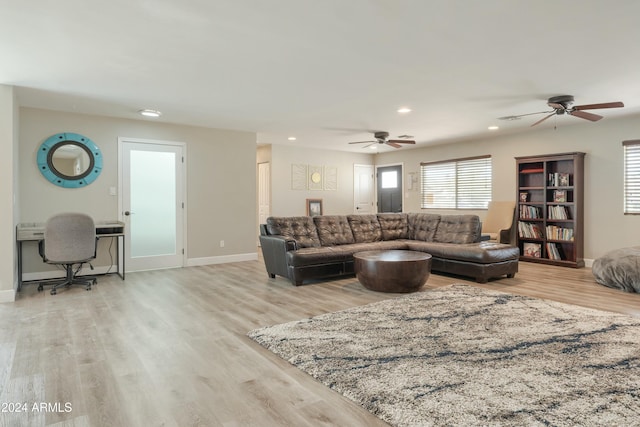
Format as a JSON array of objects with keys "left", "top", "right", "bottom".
[{"left": 3, "top": 258, "right": 640, "bottom": 427}]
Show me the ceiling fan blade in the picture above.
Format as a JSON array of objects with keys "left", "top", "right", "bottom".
[
  {"left": 387, "top": 139, "right": 416, "bottom": 144},
  {"left": 498, "top": 110, "right": 554, "bottom": 120},
  {"left": 573, "top": 102, "right": 624, "bottom": 110},
  {"left": 530, "top": 113, "right": 556, "bottom": 127},
  {"left": 348, "top": 140, "right": 376, "bottom": 144},
  {"left": 386, "top": 142, "right": 403, "bottom": 148},
  {"left": 570, "top": 110, "right": 602, "bottom": 122}
]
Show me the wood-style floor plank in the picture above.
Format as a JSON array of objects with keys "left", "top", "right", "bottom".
[{"left": 3, "top": 257, "right": 639, "bottom": 426}]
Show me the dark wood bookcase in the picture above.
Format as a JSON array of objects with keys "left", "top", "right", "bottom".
[{"left": 515, "top": 152, "right": 585, "bottom": 267}]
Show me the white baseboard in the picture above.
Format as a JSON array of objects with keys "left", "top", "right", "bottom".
[
  {"left": 584, "top": 258, "right": 594, "bottom": 268},
  {"left": 22, "top": 265, "right": 118, "bottom": 282},
  {"left": 187, "top": 252, "right": 257, "bottom": 267},
  {"left": 0, "top": 289, "right": 15, "bottom": 303}
]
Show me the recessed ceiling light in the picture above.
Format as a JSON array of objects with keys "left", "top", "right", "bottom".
[
  {"left": 488, "top": 126, "right": 499, "bottom": 130},
  {"left": 288, "top": 136, "right": 297, "bottom": 141},
  {"left": 139, "top": 109, "right": 162, "bottom": 118},
  {"left": 397, "top": 107, "right": 412, "bottom": 114}
]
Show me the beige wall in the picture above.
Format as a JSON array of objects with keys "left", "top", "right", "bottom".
[
  {"left": 19, "top": 107, "right": 257, "bottom": 274},
  {"left": 270, "top": 144, "right": 374, "bottom": 216},
  {"left": 377, "top": 114, "right": 640, "bottom": 260},
  {"left": 0, "top": 85, "right": 18, "bottom": 301}
]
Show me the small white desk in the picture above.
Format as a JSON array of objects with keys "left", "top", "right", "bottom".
[{"left": 16, "top": 221, "right": 125, "bottom": 291}]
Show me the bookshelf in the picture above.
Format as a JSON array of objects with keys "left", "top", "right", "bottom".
[{"left": 515, "top": 152, "right": 585, "bottom": 267}]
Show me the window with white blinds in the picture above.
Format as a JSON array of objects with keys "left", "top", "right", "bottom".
[
  {"left": 624, "top": 140, "right": 640, "bottom": 214},
  {"left": 420, "top": 156, "right": 492, "bottom": 209}
]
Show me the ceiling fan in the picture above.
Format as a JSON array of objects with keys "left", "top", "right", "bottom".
[
  {"left": 348, "top": 131, "right": 416, "bottom": 148},
  {"left": 499, "top": 95, "right": 624, "bottom": 127}
]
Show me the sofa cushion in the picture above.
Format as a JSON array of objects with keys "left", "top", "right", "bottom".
[
  {"left": 407, "top": 213, "right": 441, "bottom": 241},
  {"left": 286, "top": 241, "right": 411, "bottom": 267},
  {"left": 313, "top": 215, "right": 355, "bottom": 246},
  {"left": 377, "top": 213, "right": 409, "bottom": 240},
  {"left": 347, "top": 214, "right": 382, "bottom": 243},
  {"left": 266, "top": 216, "right": 321, "bottom": 248},
  {"left": 405, "top": 241, "right": 519, "bottom": 263},
  {"left": 433, "top": 215, "right": 481, "bottom": 244}
]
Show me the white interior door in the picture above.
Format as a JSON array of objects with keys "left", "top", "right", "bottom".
[
  {"left": 354, "top": 164, "right": 375, "bottom": 214},
  {"left": 120, "top": 138, "right": 185, "bottom": 272}
]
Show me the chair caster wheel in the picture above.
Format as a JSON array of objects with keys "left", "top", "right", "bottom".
[
  {"left": 86, "top": 286, "right": 91, "bottom": 291},
  {"left": 50, "top": 289, "right": 57, "bottom": 295},
  {"left": 37, "top": 285, "right": 43, "bottom": 292}
]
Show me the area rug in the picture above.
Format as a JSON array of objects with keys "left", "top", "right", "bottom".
[{"left": 248, "top": 284, "right": 640, "bottom": 426}]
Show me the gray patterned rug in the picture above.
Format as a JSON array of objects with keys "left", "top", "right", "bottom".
[{"left": 248, "top": 284, "right": 640, "bottom": 427}]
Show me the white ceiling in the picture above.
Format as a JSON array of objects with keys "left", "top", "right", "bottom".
[{"left": 3, "top": 1, "right": 640, "bottom": 152}]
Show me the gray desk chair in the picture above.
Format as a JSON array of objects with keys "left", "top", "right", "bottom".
[{"left": 38, "top": 213, "right": 97, "bottom": 295}]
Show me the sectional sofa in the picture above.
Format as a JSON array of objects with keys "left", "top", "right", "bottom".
[{"left": 259, "top": 213, "right": 519, "bottom": 286}]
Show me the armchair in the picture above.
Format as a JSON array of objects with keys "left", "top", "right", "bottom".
[{"left": 481, "top": 201, "right": 516, "bottom": 244}]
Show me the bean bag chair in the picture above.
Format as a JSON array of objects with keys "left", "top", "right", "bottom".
[{"left": 592, "top": 246, "right": 640, "bottom": 293}]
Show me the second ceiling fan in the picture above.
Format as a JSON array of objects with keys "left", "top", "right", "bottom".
[
  {"left": 348, "top": 131, "right": 416, "bottom": 149},
  {"left": 499, "top": 95, "right": 624, "bottom": 127}
]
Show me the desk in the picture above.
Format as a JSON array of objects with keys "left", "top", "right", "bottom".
[{"left": 16, "top": 221, "right": 125, "bottom": 291}]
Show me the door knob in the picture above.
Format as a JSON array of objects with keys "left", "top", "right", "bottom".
[{"left": 124, "top": 211, "right": 133, "bottom": 216}]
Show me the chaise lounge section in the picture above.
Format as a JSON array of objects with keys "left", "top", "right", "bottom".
[{"left": 259, "top": 213, "right": 519, "bottom": 286}]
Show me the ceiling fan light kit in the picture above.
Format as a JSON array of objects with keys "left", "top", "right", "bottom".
[{"left": 498, "top": 95, "right": 624, "bottom": 127}]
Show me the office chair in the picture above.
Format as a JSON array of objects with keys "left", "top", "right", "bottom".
[
  {"left": 38, "top": 213, "right": 98, "bottom": 295},
  {"left": 481, "top": 201, "right": 517, "bottom": 244}
]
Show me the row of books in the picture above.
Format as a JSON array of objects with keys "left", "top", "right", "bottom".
[
  {"left": 549, "top": 172, "right": 570, "bottom": 187},
  {"left": 518, "top": 222, "right": 543, "bottom": 239},
  {"left": 546, "top": 225, "right": 574, "bottom": 241},
  {"left": 519, "top": 205, "right": 542, "bottom": 219},
  {"left": 546, "top": 243, "right": 564, "bottom": 260},
  {"left": 521, "top": 242, "right": 566, "bottom": 260},
  {"left": 519, "top": 222, "right": 575, "bottom": 241},
  {"left": 519, "top": 205, "right": 572, "bottom": 219},
  {"left": 548, "top": 205, "right": 571, "bottom": 219}
]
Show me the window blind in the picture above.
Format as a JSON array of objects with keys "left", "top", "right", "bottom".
[
  {"left": 420, "top": 156, "right": 491, "bottom": 209},
  {"left": 624, "top": 140, "right": 640, "bottom": 214}
]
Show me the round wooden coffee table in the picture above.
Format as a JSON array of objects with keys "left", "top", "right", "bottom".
[{"left": 353, "top": 250, "right": 432, "bottom": 293}]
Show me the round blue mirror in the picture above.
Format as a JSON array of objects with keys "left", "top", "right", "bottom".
[{"left": 37, "top": 133, "right": 102, "bottom": 188}]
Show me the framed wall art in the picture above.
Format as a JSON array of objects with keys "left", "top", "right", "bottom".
[
  {"left": 308, "top": 165, "right": 323, "bottom": 190},
  {"left": 323, "top": 165, "right": 337, "bottom": 190},
  {"left": 291, "top": 164, "right": 307, "bottom": 190},
  {"left": 306, "top": 198, "right": 323, "bottom": 217}
]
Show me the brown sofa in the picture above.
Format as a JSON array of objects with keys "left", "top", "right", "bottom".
[{"left": 259, "top": 213, "right": 519, "bottom": 286}]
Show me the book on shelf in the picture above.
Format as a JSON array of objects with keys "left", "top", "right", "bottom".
[
  {"left": 545, "top": 225, "right": 574, "bottom": 241},
  {"left": 518, "top": 221, "right": 543, "bottom": 239},
  {"left": 523, "top": 242, "right": 541, "bottom": 258},
  {"left": 558, "top": 173, "right": 570, "bottom": 187},
  {"left": 548, "top": 172, "right": 571, "bottom": 187},
  {"left": 545, "top": 242, "right": 564, "bottom": 260},
  {"left": 548, "top": 205, "right": 570, "bottom": 219},
  {"left": 553, "top": 190, "right": 566, "bottom": 203},
  {"left": 521, "top": 168, "right": 544, "bottom": 174},
  {"left": 519, "top": 205, "right": 542, "bottom": 219}
]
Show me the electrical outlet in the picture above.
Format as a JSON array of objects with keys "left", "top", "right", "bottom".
[
  {"left": 220, "top": 240, "right": 225, "bottom": 248},
  {"left": 109, "top": 186, "right": 117, "bottom": 196}
]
